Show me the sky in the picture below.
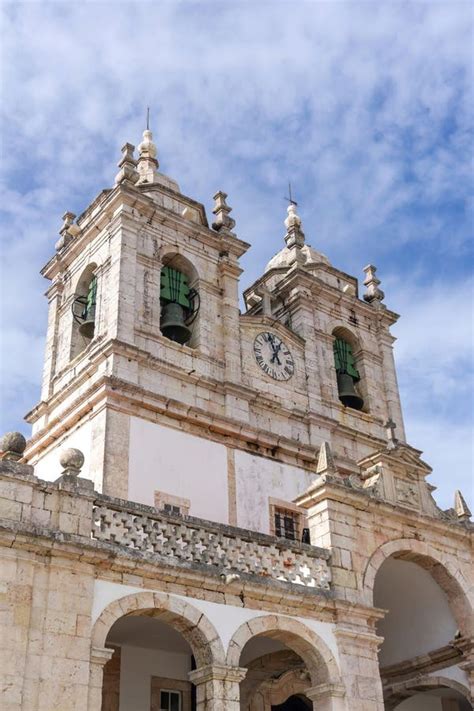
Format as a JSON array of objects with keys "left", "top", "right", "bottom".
[{"left": 0, "top": 0, "right": 472, "bottom": 511}]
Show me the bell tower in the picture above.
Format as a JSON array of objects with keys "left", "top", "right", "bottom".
[
  {"left": 25, "top": 127, "right": 249, "bottom": 512},
  {"left": 24, "top": 125, "right": 418, "bottom": 536}
]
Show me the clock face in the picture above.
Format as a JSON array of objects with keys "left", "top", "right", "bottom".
[{"left": 253, "top": 332, "right": 295, "bottom": 381}]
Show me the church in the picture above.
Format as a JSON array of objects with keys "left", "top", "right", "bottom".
[{"left": 0, "top": 126, "right": 472, "bottom": 711}]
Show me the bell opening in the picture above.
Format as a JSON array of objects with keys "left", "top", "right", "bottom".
[
  {"left": 160, "top": 302, "right": 192, "bottom": 345},
  {"left": 337, "top": 372, "right": 364, "bottom": 411}
]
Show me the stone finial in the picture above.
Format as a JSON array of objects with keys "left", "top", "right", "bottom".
[
  {"left": 385, "top": 418, "right": 398, "bottom": 450},
  {"left": 59, "top": 448, "right": 85, "bottom": 476},
  {"left": 55, "top": 211, "right": 79, "bottom": 251},
  {"left": 212, "top": 191, "right": 236, "bottom": 232},
  {"left": 115, "top": 143, "right": 139, "bottom": 186},
  {"left": 363, "top": 264, "right": 385, "bottom": 304},
  {"left": 316, "top": 441, "right": 337, "bottom": 476},
  {"left": 454, "top": 490, "right": 471, "bottom": 522},
  {"left": 0, "top": 431, "right": 27, "bottom": 461},
  {"left": 137, "top": 129, "right": 159, "bottom": 184},
  {"left": 284, "top": 203, "right": 305, "bottom": 250}
]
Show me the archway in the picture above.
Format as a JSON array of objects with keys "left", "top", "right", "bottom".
[
  {"left": 385, "top": 675, "right": 472, "bottom": 711},
  {"left": 227, "top": 615, "right": 344, "bottom": 711},
  {"left": 89, "top": 591, "right": 225, "bottom": 711},
  {"left": 364, "top": 541, "right": 473, "bottom": 710}
]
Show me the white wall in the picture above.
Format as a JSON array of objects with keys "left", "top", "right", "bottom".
[
  {"left": 119, "top": 644, "right": 190, "bottom": 711},
  {"left": 31, "top": 418, "right": 93, "bottom": 485},
  {"left": 128, "top": 418, "right": 229, "bottom": 522},
  {"left": 234, "top": 450, "right": 313, "bottom": 534},
  {"left": 374, "top": 558, "right": 458, "bottom": 666},
  {"left": 396, "top": 695, "right": 444, "bottom": 710}
]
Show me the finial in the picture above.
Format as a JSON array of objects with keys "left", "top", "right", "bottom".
[
  {"left": 316, "top": 441, "right": 337, "bottom": 476},
  {"left": 137, "top": 122, "right": 159, "bottom": 184},
  {"left": 0, "top": 432, "right": 27, "bottom": 461},
  {"left": 59, "top": 448, "right": 84, "bottom": 477},
  {"left": 284, "top": 201, "right": 305, "bottom": 252},
  {"left": 363, "top": 264, "right": 385, "bottom": 305},
  {"left": 454, "top": 490, "right": 471, "bottom": 522},
  {"left": 115, "top": 143, "right": 139, "bottom": 186},
  {"left": 212, "top": 191, "right": 236, "bottom": 232},
  {"left": 385, "top": 418, "right": 398, "bottom": 450}
]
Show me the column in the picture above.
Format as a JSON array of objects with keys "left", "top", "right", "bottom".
[
  {"left": 189, "top": 664, "right": 247, "bottom": 711},
  {"left": 305, "top": 682, "right": 346, "bottom": 711},
  {"left": 335, "top": 627, "right": 385, "bottom": 711},
  {"left": 87, "top": 646, "right": 115, "bottom": 711}
]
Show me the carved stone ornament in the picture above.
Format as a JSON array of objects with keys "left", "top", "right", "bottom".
[{"left": 395, "top": 477, "right": 420, "bottom": 508}]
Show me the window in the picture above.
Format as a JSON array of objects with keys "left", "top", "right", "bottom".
[
  {"left": 154, "top": 491, "right": 190, "bottom": 517},
  {"left": 163, "top": 503, "right": 181, "bottom": 516},
  {"left": 269, "top": 498, "right": 306, "bottom": 542},
  {"left": 160, "top": 690, "right": 181, "bottom": 711},
  {"left": 274, "top": 509, "right": 298, "bottom": 541}
]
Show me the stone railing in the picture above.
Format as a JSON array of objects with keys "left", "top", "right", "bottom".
[{"left": 91, "top": 497, "right": 331, "bottom": 590}]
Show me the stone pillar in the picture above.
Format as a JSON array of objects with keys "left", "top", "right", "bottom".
[
  {"left": 87, "top": 646, "right": 115, "bottom": 711},
  {"left": 189, "top": 664, "right": 247, "bottom": 711},
  {"left": 377, "top": 329, "right": 406, "bottom": 442},
  {"left": 305, "top": 682, "right": 346, "bottom": 711},
  {"left": 40, "top": 279, "right": 64, "bottom": 402},
  {"left": 335, "top": 627, "right": 385, "bottom": 711}
]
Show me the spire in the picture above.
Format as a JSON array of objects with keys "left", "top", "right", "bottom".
[
  {"left": 454, "top": 490, "right": 471, "bottom": 522},
  {"left": 212, "top": 191, "right": 235, "bottom": 233},
  {"left": 363, "top": 264, "right": 385, "bottom": 305},
  {"left": 137, "top": 113, "right": 159, "bottom": 184}
]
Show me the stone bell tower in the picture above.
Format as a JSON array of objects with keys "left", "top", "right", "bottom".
[{"left": 24, "top": 127, "right": 249, "bottom": 508}]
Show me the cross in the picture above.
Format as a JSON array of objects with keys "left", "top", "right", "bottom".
[
  {"left": 284, "top": 182, "right": 298, "bottom": 207},
  {"left": 385, "top": 418, "right": 398, "bottom": 448}
]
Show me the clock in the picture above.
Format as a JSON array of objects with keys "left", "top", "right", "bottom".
[{"left": 253, "top": 332, "right": 295, "bottom": 381}]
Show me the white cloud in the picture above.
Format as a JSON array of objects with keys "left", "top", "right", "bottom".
[{"left": 0, "top": 1, "right": 472, "bottom": 506}]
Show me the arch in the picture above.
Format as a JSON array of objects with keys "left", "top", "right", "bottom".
[
  {"left": 91, "top": 590, "right": 226, "bottom": 667},
  {"left": 363, "top": 538, "right": 473, "bottom": 636},
  {"left": 331, "top": 324, "right": 360, "bottom": 351},
  {"left": 158, "top": 249, "right": 201, "bottom": 348},
  {"left": 385, "top": 674, "right": 472, "bottom": 709},
  {"left": 70, "top": 261, "right": 99, "bottom": 358},
  {"left": 226, "top": 614, "right": 341, "bottom": 687}
]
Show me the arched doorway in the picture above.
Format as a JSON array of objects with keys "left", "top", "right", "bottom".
[
  {"left": 89, "top": 592, "right": 226, "bottom": 711},
  {"left": 365, "top": 544, "right": 473, "bottom": 711},
  {"left": 226, "top": 615, "right": 343, "bottom": 711}
]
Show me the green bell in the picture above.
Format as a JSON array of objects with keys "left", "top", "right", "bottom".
[
  {"left": 161, "top": 302, "right": 192, "bottom": 345},
  {"left": 337, "top": 372, "right": 364, "bottom": 411}
]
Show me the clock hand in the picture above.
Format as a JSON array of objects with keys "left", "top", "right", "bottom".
[{"left": 270, "top": 343, "right": 282, "bottom": 365}]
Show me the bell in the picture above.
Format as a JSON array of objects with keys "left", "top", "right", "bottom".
[
  {"left": 79, "top": 319, "right": 95, "bottom": 339},
  {"left": 161, "top": 302, "right": 192, "bottom": 345},
  {"left": 337, "top": 372, "right": 364, "bottom": 411}
]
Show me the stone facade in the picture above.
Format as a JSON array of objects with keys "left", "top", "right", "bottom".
[{"left": 0, "top": 129, "right": 472, "bottom": 711}]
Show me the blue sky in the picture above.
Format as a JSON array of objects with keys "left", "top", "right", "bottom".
[{"left": 0, "top": 1, "right": 472, "bottom": 510}]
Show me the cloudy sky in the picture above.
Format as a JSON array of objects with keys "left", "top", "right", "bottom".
[{"left": 0, "top": 1, "right": 472, "bottom": 510}]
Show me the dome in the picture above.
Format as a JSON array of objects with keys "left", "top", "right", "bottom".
[{"left": 265, "top": 243, "right": 330, "bottom": 273}]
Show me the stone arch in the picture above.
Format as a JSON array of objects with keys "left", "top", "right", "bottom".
[
  {"left": 363, "top": 538, "right": 473, "bottom": 636},
  {"left": 158, "top": 249, "right": 201, "bottom": 347},
  {"left": 226, "top": 614, "right": 341, "bottom": 687},
  {"left": 331, "top": 324, "right": 368, "bottom": 412},
  {"left": 91, "top": 590, "right": 226, "bottom": 667},
  {"left": 70, "top": 261, "right": 99, "bottom": 358},
  {"left": 385, "top": 674, "right": 472, "bottom": 709}
]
